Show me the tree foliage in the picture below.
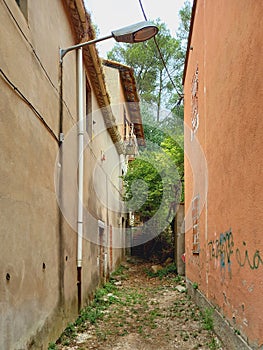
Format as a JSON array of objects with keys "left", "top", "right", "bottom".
[
  {"left": 119, "top": 2, "right": 192, "bottom": 229},
  {"left": 108, "top": 20, "right": 181, "bottom": 118},
  {"left": 108, "top": 2, "right": 192, "bottom": 115}
]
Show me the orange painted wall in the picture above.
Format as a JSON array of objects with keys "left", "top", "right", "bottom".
[{"left": 184, "top": 1, "right": 263, "bottom": 347}]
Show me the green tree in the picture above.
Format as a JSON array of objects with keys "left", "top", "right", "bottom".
[
  {"left": 123, "top": 147, "right": 181, "bottom": 227},
  {"left": 121, "top": 2, "right": 192, "bottom": 242},
  {"left": 161, "top": 136, "right": 184, "bottom": 181},
  {"left": 108, "top": 2, "right": 192, "bottom": 117},
  {"left": 177, "top": 0, "right": 192, "bottom": 51},
  {"left": 108, "top": 20, "right": 181, "bottom": 121}
]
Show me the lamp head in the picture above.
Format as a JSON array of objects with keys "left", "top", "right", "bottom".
[
  {"left": 112, "top": 21, "right": 158, "bottom": 43},
  {"left": 60, "top": 21, "right": 158, "bottom": 61}
]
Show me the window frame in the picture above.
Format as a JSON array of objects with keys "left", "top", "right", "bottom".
[{"left": 192, "top": 194, "right": 200, "bottom": 254}]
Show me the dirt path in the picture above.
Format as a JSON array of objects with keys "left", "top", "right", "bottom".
[{"left": 55, "top": 257, "right": 223, "bottom": 350}]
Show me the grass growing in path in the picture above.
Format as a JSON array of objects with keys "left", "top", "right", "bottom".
[{"left": 55, "top": 261, "right": 222, "bottom": 350}]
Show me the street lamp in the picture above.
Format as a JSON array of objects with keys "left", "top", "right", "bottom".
[
  {"left": 60, "top": 21, "right": 158, "bottom": 61},
  {"left": 59, "top": 20, "right": 158, "bottom": 311}
]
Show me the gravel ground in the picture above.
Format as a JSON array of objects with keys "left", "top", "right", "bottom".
[{"left": 54, "top": 257, "right": 223, "bottom": 350}]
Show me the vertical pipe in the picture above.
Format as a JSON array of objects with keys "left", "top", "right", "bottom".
[
  {"left": 77, "top": 47, "right": 84, "bottom": 311},
  {"left": 77, "top": 266, "right": 82, "bottom": 312},
  {"left": 58, "top": 59, "right": 65, "bottom": 306}
]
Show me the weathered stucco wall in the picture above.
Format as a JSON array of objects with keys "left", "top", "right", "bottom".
[
  {"left": 0, "top": 0, "right": 125, "bottom": 348},
  {"left": 102, "top": 65, "right": 129, "bottom": 269},
  {"left": 184, "top": 1, "right": 263, "bottom": 348},
  {"left": 0, "top": 1, "right": 77, "bottom": 348}
]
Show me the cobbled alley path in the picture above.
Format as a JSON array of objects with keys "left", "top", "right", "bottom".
[{"left": 54, "top": 257, "right": 223, "bottom": 350}]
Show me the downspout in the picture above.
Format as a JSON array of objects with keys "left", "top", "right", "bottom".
[
  {"left": 77, "top": 47, "right": 84, "bottom": 312},
  {"left": 58, "top": 59, "right": 65, "bottom": 307}
]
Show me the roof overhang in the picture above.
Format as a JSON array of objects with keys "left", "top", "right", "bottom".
[
  {"left": 63, "top": 0, "right": 124, "bottom": 154},
  {"left": 182, "top": 0, "right": 197, "bottom": 86},
  {"left": 102, "top": 59, "right": 145, "bottom": 146}
]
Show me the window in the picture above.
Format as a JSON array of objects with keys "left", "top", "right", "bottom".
[
  {"left": 98, "top": 220, "right": 107, "bottom": 280},
  {"left": 192, "top": 194, "right": 200, "bottom": 254},
  {"left": 191, "top": 65, "right": 199, "bottom": 138},
  {"left": 15, "top": 0, "right": 28, "bottom": 20},
  {"left": 109, "top": 225, "right": 113, "bottom": 272}
]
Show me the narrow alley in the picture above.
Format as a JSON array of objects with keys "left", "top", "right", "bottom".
[
  {"left": 54, "top": 258, "right": 222, "bottom": 350},
  {"left": 2, "top": 1, "right": 262, "bottom": 348}
]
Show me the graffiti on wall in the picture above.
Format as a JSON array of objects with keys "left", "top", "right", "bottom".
[
  {"left": 236, "top": 241, "right": 263, "bottom": 270},
  {"left": 208, "top": 229, "right": 234, "bottom": 274},
  {"left": 208, "top": 229, "right": 263, "bottom": 276}
]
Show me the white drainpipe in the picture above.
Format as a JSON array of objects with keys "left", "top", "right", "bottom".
[
  {"left": 77, "top": 47, "right": 84, "bottom": 267},
  {"left": 77, "top": 47, "right": 84, "bottom": 311}
]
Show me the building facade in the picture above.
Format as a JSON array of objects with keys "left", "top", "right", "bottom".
[
  {"left": 184, "top": 1, "right": 263, "bottom": 349},
  {"left": 0, "top": 0, "right": 143, "bottom": 348}
]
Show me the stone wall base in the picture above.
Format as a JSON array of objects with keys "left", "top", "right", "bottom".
[{"left": 186, "top": 279, "right": 254, "bottom": 350}]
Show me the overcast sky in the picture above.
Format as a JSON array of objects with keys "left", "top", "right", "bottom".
[{"left": 84, "top": 0, "right": 190, "bottom": 57}]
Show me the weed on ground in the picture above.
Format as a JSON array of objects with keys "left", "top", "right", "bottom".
[{"left": 52, "top": 259, "right": 223, "bottom": 350}]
